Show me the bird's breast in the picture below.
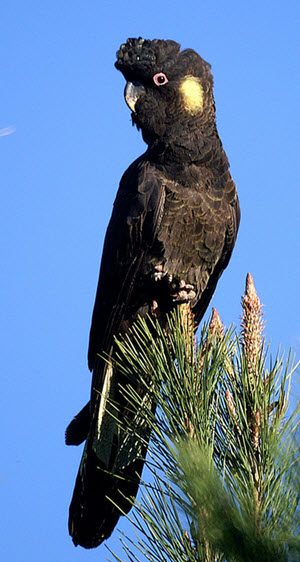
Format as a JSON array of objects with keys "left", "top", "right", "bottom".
[{"left": 155, "top": 180, "right": 226, "bottom": 277}]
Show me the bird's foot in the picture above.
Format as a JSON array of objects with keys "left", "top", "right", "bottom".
[
  {"left": 170, "top": 279, "right": 196, "bottom": 303},
  {"left": 152, "top": 265, "right": 196, "bottom": 304},
  {"left": 152, "top": 263, "right": 173, "bottom": 283}
]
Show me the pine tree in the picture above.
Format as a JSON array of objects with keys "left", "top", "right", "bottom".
[{"left": 109, "top": 274, "right": 300, "bottom": 562}]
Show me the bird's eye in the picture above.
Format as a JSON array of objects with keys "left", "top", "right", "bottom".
[{"left": 153, "top": 72, "right": 168, "bottom": 86}]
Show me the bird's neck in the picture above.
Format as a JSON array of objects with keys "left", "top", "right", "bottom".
[{"left": 147, "top": 119, "right": 228, "bottom": 174}]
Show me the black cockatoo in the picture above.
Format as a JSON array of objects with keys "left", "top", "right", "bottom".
[{"left": 66, "top": 37, "right": 240, "bottom": 549}]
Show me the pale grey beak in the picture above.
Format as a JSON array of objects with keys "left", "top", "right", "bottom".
[{"left": 124, "top": 81, "right": 146, "bottom": 112}]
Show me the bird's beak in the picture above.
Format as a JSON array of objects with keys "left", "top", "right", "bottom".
[{"left": 124, "top": 81, "right": 146, "bottom": 112}]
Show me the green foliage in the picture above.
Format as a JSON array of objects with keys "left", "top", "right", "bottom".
[{"left": 109, "top": 291, "right": 300, "bottom": 562}]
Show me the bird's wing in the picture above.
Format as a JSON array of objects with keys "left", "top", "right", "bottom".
[
  {"left": 68, "top": 155, "right": 166, "bottom": 548},
  {"left": 88, "top": 154, "right": 165, "bottom": 372},
  {"left": 192, "top": 184, "right": 240, "bottom": 324}
]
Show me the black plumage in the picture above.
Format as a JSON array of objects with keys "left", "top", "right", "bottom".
[{"left": 67, "top": 37, "right": 240, "bottom": 549}]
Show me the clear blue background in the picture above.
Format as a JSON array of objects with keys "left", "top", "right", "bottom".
[{"left": 1, "top": 1, "right": 299, "bottom": 560}]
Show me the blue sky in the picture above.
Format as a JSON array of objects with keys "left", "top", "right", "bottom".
[{"left": 1, "top": 1, "right": 299, "bottom": 560}]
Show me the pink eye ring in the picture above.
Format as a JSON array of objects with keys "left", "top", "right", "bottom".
[{"left": 153, "top": 72, "right": 168, "bottom": 86}]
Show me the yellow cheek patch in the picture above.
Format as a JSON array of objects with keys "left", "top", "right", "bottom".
[{"left": 179, "top": 75, "right": 204, "bottom": 114}]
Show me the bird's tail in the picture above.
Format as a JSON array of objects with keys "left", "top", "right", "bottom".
[{"left": 67, "top": 360, "right": 152, "bottom": 549}]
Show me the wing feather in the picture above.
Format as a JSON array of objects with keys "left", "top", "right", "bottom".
[{"left": 88, "top": 154, "right": 165, "bottom": 372}]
